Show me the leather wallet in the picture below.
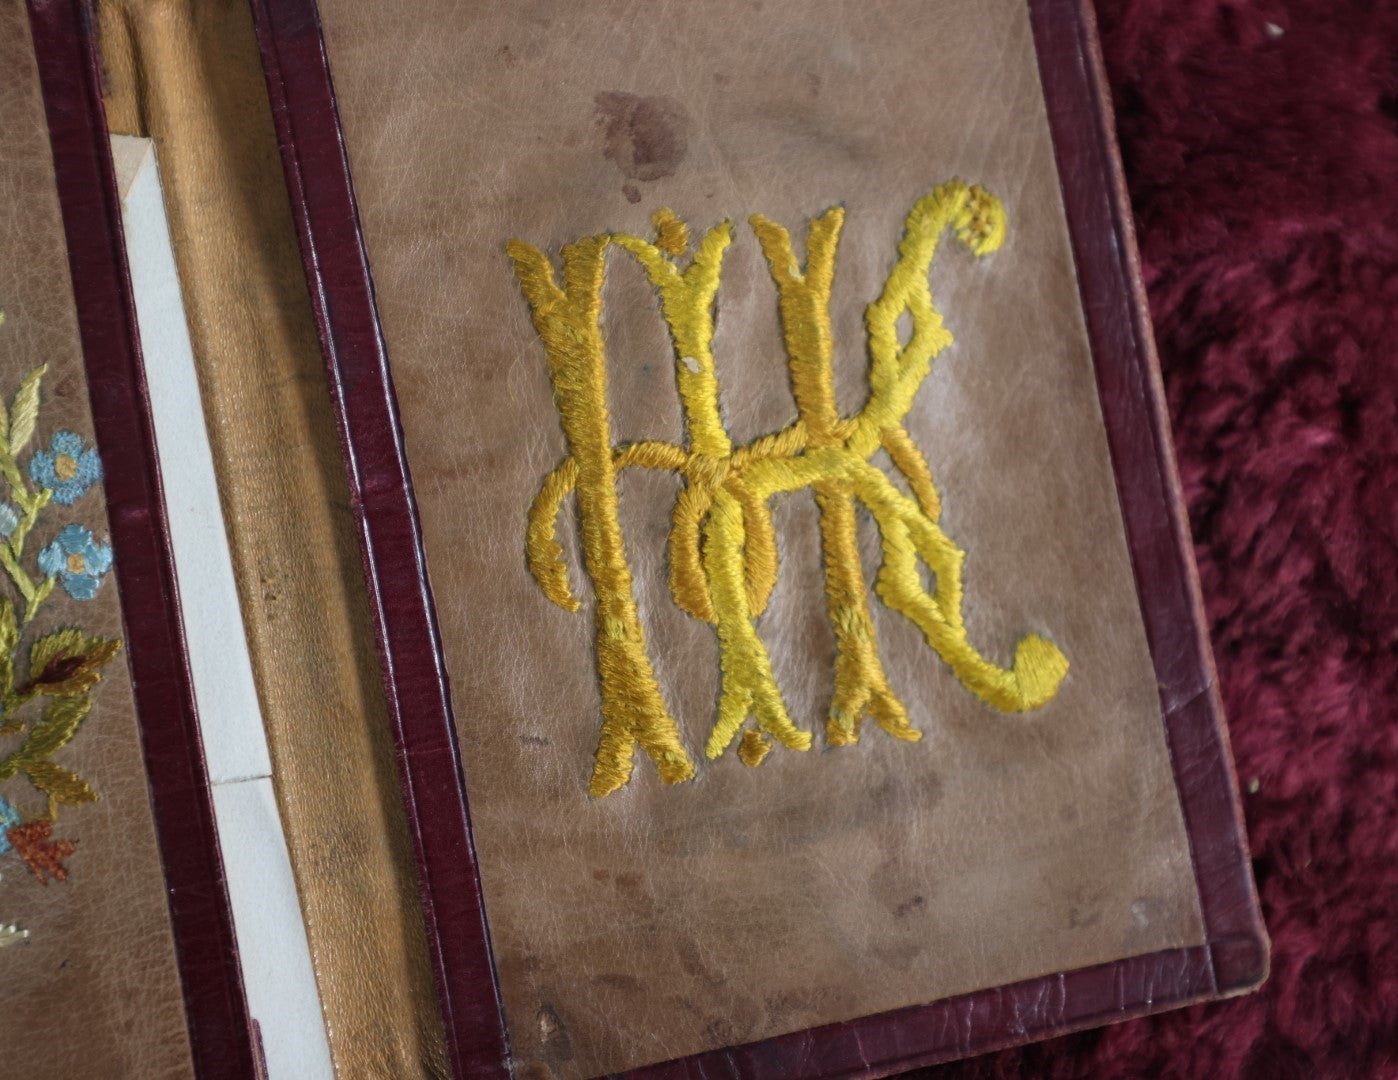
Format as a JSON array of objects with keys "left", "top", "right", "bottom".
[
  {"left": 2, "top": 0, "right": 1268, "bottom": 1077},
  {"left": 250, "top": 0, "right": 1269, "bottom": 1075}
]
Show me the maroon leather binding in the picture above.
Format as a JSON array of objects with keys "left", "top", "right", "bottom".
[
  {"left": 1029, "top": 0, "right": 1266, "bottom": 995},
  {"left": 25, "top": 2, "right": 259, "bottom": 1077},
  {"left": 252, "top": 0, "right": 1266, "bottom": 1075},
  {"left": 250, "top": 2, "right": 510, "bottom": 1074}
]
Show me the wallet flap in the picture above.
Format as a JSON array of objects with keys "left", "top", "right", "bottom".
[{"left": 252, "top": 0, "right": 1267, "bottom": 1075}]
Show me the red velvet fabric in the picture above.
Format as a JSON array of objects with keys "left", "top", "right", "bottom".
[{"left": 924, "top": 2, "right": 1398, "bottom": 1077}]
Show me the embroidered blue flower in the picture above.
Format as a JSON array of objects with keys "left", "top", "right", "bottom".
[
  {"left": 0, "top": 799, "right": 21, "bottom": 857},
  {"left": 37, "top": 525, "right": 113, "bottom": 601},
  {"left": 0, "top": 503, "right": 18, "bottom": 540},
  {"left": 29, "top": 431, "right": 102, "bottom": 506}
]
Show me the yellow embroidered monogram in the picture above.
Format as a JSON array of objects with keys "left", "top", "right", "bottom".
[{"left": 510, "top": 183, "right": 1069, "bottom": 797}]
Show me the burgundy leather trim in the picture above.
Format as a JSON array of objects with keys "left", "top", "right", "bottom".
[
  {"left": 249, "top": 0, "right": 1266, "bottom": 1075},
  {"left": 1029, "top": 0, "right": 1267, "bottom": 995},
  {"left": 633, "top": 945, "right": 1219, "bottom": 1078},
  {"left": 249, "top": 0, "right": 511, "bottom": 1076},
  {"left": 25, "top": 1, "right": 259, "bottom": 1077}
]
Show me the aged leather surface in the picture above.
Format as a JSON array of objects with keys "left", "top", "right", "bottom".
[
  {"left": 0, "top": 2, "right": 194, "bottom": 1075},
  {"left": 308, "top": 0, "right": 1209, "bottom": 1075},
  {"left": 1031, "top": 0, "right": 1267, "bottom": 998},
  {"left": 95, "top": 2, "right": 448, "bottom": 1077}
]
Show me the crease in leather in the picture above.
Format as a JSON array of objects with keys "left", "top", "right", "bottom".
[{"left": 95, "top": 2, "right": 447, "bottom": 1076}]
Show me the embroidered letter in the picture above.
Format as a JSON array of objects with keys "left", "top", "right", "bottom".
[
  {"left": 511, "top": 184, "right": 1069, "bottom": 796},
  {"left": 508, "top": 240, "right": 696, "bottom": 797}
]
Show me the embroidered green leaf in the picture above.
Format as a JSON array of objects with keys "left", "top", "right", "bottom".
[
  {"left": 7, "top": 365, "right": 45, "bottom": 458},
  {"left": 0, "top": 316, "right": 10, "bottom": 453},
  {"left": 0, "top": 598, "right": 16, "bottom": 698},
  {"left": 28, "top": 628, "right": 121, "bottom": 696},
  {"left": 28, "top": 573, "right": 55, "bottom": 615},
  {"left": 23, "top": 760, "right": 97, "bottom": 805},
  {"left": 18, "top": 694, "right": 91, "bottom": 764}
]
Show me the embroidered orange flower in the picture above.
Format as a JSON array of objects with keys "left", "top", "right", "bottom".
[{"left": 6, "top": 820, "right": 76, "bottom": 884}]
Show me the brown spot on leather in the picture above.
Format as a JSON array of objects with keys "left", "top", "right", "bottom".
[
  {"left": 1067, "top": 885, "right": 1107, "bottom": 930},
  {"left": 536, "top": 1004, "right": 573, "bottom": 1065},
  {"left": 702, "top": 1018, "right": 739, "bottom": 1045},
  {"left": 1067, "top": 905, "right": 1102, "bottom": 930},
  {"left": 496, "top": 44, "right": 516, "bottom": 67},
  {"left": 595, "top": 92, "right": 689, "bottom": 182},
  {"left": 870, "top": 942, "right": 923, "bottom": 973},
  {"left": 613, "top": 871, "right": 642, "bottom": 893},
  {"left": 591, "top": 868, "right": 609, "bottom": 882},
  {"left": 893, "top": 894, "right": 926, "bottom": 918},
  {"left": 622, "top": 183, "right": 641, "bottom": 204},
  {"left": 762, "top": 988, "right": 824, "bottom": 1026},
  {"left": 51, "top": 372, "right": 79, "bottom": 400},
  {"left": 676, "top": 939, "right": 728, "bottom": 989}
]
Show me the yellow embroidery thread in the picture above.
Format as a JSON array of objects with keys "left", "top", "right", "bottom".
[
  {"left": 507, "top": 238, "right": 695, "bottom": 797},
  {"left": 511, "top": 183, "right": 1069, "bottom": 796},
  {"left": 750, "top": 206, "right": 916, "bottom": 747}
]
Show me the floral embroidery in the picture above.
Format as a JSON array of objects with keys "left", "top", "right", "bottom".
[
  {"left": 29, "top": 431, "right": 102, "bottom": 506},
  {"left": 6, "top": 821, "right": 76, "bottom": 884},
  {"left": 0, "top": 797, "right": 19, "bottom": 855},
  {"left": 0, "top": 327, "right": 122, "bottom": 885},
  {"left": 38, "top": 525, "right": 113, "bottom": 601}
]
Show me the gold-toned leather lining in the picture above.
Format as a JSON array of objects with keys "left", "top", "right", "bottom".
[{"left": 97, "top": 3, "right": 446, "bottom": 1076}]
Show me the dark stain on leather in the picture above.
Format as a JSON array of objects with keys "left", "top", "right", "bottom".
[
  {"left": 536, "top": 1004, "right": 574, "bottom": 1066},
  {"left": 894, "top": 894, "right": 927, "bottom": 918},
  {"left": 595, "top": 91, "right": 690, "bottom": 183},
  {"left": 702, "top": 1017, "right": 740, "bottom": 1046},
  {"left": 676, "top": 938, "right": 729, "bottom": 990},
  {"left": 1068, "top": 905, "right": 1103, "bottom": 930}
]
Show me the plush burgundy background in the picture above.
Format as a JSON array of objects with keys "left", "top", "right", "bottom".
[{"left": 925, "top": 2, "right": 1398, "bottom": 1077}]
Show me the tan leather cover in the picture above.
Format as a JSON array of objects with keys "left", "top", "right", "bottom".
[
  {"left": 0, "top": 3, "right": 193, "bottom": 1074},
  {"left": 97, "top": 2, "right": 447, "bottom": 1076},
  {"left": 306, "top": 0, "right": 1207, "bottom": 1075}
]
